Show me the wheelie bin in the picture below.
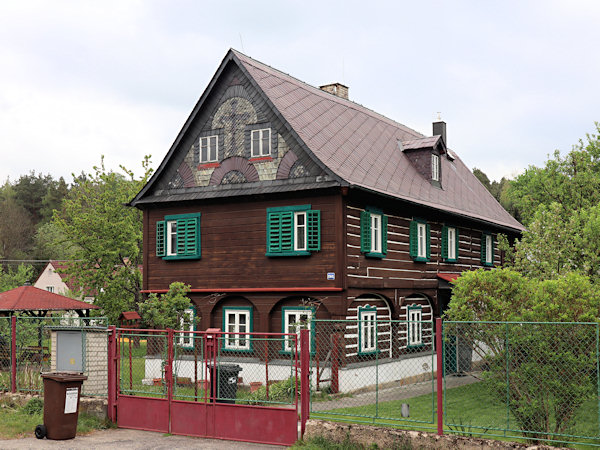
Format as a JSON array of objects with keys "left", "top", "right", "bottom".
[
  {"left": 210, "top": 364, "right": 242, "bottom": 404},
  {"left": 35, "top": 372, "right": 87, "bottom": 440}
]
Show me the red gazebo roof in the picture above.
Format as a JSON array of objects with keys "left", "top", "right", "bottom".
[{"left": 0, "top": 286, "right": 100, "bottom": 312}]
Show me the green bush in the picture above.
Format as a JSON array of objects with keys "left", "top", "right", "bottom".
[{"left": 22, "top": 397, "right": 43, "bottom": 415}]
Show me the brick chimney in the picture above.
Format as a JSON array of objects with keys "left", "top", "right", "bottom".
[
  {"left": 319, "top": 83, "right": 349, "bottom": 100},
  {"left": 432, "top": 119, "right": 446, "bottom": 146}
]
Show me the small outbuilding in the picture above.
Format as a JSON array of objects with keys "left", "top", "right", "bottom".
[{"left": 0, "top": 285, "right": 99, "bottom": 317}]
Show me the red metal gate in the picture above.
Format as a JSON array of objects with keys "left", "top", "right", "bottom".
[{"left": 107, "top": 326, "right": 309, "bottom": 446}]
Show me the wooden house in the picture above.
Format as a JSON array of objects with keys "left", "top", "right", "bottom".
[{"left": 130, "top": 49, "right": 523, "bottom": 359}]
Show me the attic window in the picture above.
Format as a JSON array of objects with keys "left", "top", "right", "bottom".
[
  {"left": 200, "top": 136, "right": 218, "bottom": 163},
  {"left": 431, "top": 154, "right": 440, "bottom": 181},
  {"left": 251, "top": 129, "right": 271, "bottom": 157}
]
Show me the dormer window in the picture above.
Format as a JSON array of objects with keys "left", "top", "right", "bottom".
[
  {"left": 251, "top": 128, "right": 271, "bottom": 157},
  {"left": 200, "top": 135, "right": 219, "bottom": 163},
  {"left": 431, "top": 154, "right": 440, "bottom": 181}
]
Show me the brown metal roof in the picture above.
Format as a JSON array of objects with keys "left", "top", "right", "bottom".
[{"left": 232, "top": 50, "right": 524, "bottom": 232}]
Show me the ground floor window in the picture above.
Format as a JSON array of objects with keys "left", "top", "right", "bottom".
[
  {"left": 223, "top": 307, "right": 252, "bottom": 351},
  {"left": 282, "top": 307, "right": 313, "bottom": 352},
  {"left": 407, "top": 306, "right": 423, "bottom": 347},
  {"left": 358, "top": 306, "right": 377, "bottom": 354},
  {"left": 177, "top": 307, "right": 196, "bottom": 348}
]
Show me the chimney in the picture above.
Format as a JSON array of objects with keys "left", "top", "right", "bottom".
[
  {"left": 319, "top": 83, "right": 349, "bottom": 100},
  {"left": 432, "top": 119, "right": 446, "bottom": 147}
]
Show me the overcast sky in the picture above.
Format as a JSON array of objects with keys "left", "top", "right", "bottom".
[{"left": 1, "top": 0, "right": 599, "bottom": 184}]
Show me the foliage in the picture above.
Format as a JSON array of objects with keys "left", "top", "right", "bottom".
[
  {"left": 445, "top": 268, "right": 600, "bottom": 442},
  {"left": 52, "top": 156, "right": 153, "bottom": 324},
  {"left": 22, "top": 397, "right": 43, "bottom": 415},
  {"left": 0, "top": 264, "right": 34, "bottom": 292},
  {"left": 31, "top": 222, "right": 80, "bottom": 260},
  {"left": 505, "top": 122, "right": 600, "bottom": 227},
  {"left": 0, "top": 186, "right": 35, "bottom": 259},
  {"left": 472, "top": 168, "right": 520, "bottom": 221},
  {"left": 242, "top": 377, "right": 300, "bottom": 405},
  {"left": 138, "top": 282, "right": 192, "bottom": 329}
]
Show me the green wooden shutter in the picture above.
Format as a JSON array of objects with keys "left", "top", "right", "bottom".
[
  {"left": 267, "top": 212, "right": 282, "bottom": 253},
  {"left": 426, "top": 223, "right": 431, "bottom": 260},
  {"left": 360, "top": 210, "right": 371, "bottom": 253},
  {"left": 381, "top": 214, "right": 388, "bottom": 255},
  {"left": 156, "top": 221, "right": 165, "bottom": 257},
  {"left": 280, "top": 211, "right": 294, "bottom": 252},
  {"left": 480, "top": 233, "right": 487, "bottom": 264},
  {"left": 441, "top": 226, "right": 448, "bottom": 260},
  {"left": 409, "top": 220, "right": 418, "bottom": 259},
  {"left": 177, "top": 217, "right": 199, "bottom": 256},
  {"left": 454, "top": 229, "right": 460, "bottom": 261},
  {"left": 307, "top": 210, "right": 321, "bottom": 251}
]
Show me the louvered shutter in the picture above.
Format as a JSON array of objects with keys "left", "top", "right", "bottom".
[
  {"left": 409, "top": 221, "right": 418, "bottom": 259},
  {"left": 156, "top": 221, "right": 166, "bottom": 257},
  {"left": 177, "top": 216, "right": 199, "bottom": 256},
  {"left": 381, "top": 214, "right": 388, "bottom": 255},
  {"left": 267, "top": 212, "right": 282, "bottom": 253},
  {"left": 441, "top": 226, "right": 448, "bottom": 260},
  {"left": 307, "top": 210, "right": 321, "bottom": 251},
  {"left": 360, "top": 210, "right": 371, "bottom": 253},
  {"left": 480, "top": 233, "right": 487, "bottom": 264},
  {"left": 454, "top": 229, "right": 460, "bottom": 261},
  {"left": 426, "top": 224, "right": 431, "bottom": 260},
  {"left": 280, "top": 211, "right": 294, "bottom": 252}
]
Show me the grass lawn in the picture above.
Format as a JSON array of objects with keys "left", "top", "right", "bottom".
[{"left": 312, "top": 381, "right": 600, "bottom": 449}]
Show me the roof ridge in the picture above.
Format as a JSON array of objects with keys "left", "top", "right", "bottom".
[{"left": 231, "top": 49, "right": 425, "bottom": 139}]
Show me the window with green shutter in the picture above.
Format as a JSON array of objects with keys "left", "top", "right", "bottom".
[
  {"left": 409, "top": 219, "right": 430, "bottom": 262},
  {"left": 155, "top": 213, "right": 201, "bottom": 260},
  {"left": 266, "top": 205, "right": 320, "bottom": 256},
  {"left": 360, "top": 208, "right": 387, "bottom": 258},
  {"left": 481, "top": 232, "right": 494, "bottom": 266},
  {"left": 441, "top": 225, "right": 459, "bottom": 262}
]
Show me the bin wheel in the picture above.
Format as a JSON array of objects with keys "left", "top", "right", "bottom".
[{"left": 34, "top": 424, "right": 47, "bottom": 439}]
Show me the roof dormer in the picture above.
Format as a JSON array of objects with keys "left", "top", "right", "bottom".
[{"left": 400, "top": 130, "right": 446, "bottom": 188}]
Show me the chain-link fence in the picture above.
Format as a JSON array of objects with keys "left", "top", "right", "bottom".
[
  {"left": 309, "top": 319, "right": 437, "bottom": 431},
  {"left": 0, "top": 317, "right": 11, "bottom": 391},
  {"left": 443, "top": 321, "right": 600, "bottom": 447}
]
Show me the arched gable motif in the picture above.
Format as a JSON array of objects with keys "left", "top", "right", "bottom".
[
  {"left": 345, "top": 294, "right": 393, "bottom": 359},
  {"left": 209, "top": 157, "right": 259, "bottom": 185}
]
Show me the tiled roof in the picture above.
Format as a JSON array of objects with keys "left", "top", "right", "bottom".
[
  {"left": 437, "top": 273, "right": 461, "bottom": 283},
  {"left": 0, "top": 286, "right": 100, "bottom": 311},
  {"left": 233, "top": 50, "right": 524, "bottom": 232},
  {"left": 401, "top": 136, "right": 443, "bottom": 151}
]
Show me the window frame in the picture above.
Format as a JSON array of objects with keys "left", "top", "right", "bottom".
[
  {"left": 431, "top": 153, "right": 440, "bottom": 181},
  {"left": 199, "top": 135, "right": 219, "bottom": 163},
  {"left": 360, "top": 208, "right": 387, "bottom": 259},
  {"left": 281, "top": 307, "right": 315, "bottom": 354},
  {"left": 222, "top": 306, "right": 253, "bottom": 352},
  {"left": 251, "top": 128, "right": 271, "bottom": 157},
  {"left": 481, "top": 232, "right": 494, "bottom": 266},
  {"left": 409, "top": 219, "right": 430, "bottom": 262},
  {"left": 358, "top": 306, "right": 378, "bottom": 355},
  {"left": 294, "top": 211, "right": 307, "bottom": 251},
  {"left": 442, "top": 225, "right": 459, "bottom": 263},
  {"left": 407, "top": 305, "right": 423, "bottom": 348},
  {"left": 176, "top": 306, "right": 196, "bottom": 349},
  {"left": 156, "top": 213, "right": 202, "bottom": 260},
  {"left": 266, "top": 205, "right": 320, "bottom": 257}
]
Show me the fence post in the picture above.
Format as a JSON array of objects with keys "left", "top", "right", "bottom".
[
  {"left": 166, "top": 328, "right": 174, "bottom": 433},
  {"left": 300, "top": 328, "right": 310, "bottom": 437},
  {"left": 331, "top": 333, "right": 339, "bottom": 394},
  {"left": 107, "top": 326, "right": 117, "bottom": 422},
  {"left": 11, "top": 315, "right": 16, "bottom": 393},
  {"left": 436, "top": 317, "right": 443, "bottom": 436}
]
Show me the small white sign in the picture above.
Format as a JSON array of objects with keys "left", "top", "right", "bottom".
[
  {"left": 64, "top": 387, "right": 79, "bottom": 414},
  {"left": 327, "top": 272, "right": 335, "bottom": 281}
]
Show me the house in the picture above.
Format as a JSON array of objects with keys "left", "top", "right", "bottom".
[
  {"left": 130, "top": 49, "right": 524, "bottom": 360},
  {"left": 34, "top": 260, "right": 95, "bottom": 303}
]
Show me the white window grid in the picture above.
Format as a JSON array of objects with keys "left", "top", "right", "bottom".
[
  {"left": 485, "top": 234, "right": 493, "bottom": 264},
  {"left": 447, "top": 227, "right": 456, "bottom": 260},
  {"left": 200, "top": 135, "right": 219, "bottom": 163},
  {"left": 224, "top": 309, "right": 250, "bottom": 350},
  {"left": 294, "top": 211, "right": 307, "bottom": 251},
  {"left": 359, "top": 308, "right": 377, "bottom": 353},
  {"left": 408, "top": 307, "right": 422, "bottom": 346},
  {"left": 177, "top": 308, "right": 195, "bottom": 347},
  {"left": 251, "top": 128, "right": 271, "bottom": 157},
  {"left": 417, "top": 222, "right": 427, "bottom": 258},
  {"left": 370, "top": 214, "right": 381, "bottom": 253},
  {"left": 432, "top": 153, "right": 440, "bottom": 181},
  {"left": 284, "top": 309, "right": 312, "bottom": 352},
  {"left": 166, "top": 221, "right": 177, "bottom": 256}
]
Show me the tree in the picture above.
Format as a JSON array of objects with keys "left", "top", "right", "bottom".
[
  {"left": 138, "top": 282, "right": 193, "bottom": 329},
  {"left": 445, "top": 269, "right": 599, "bottom": 441},
  {"left": 0, "top": 192, "right": 35, "bottom": 259},
  {"left": 52, "top": 156, "right": 153, "bottom": 324},
  {"left": 31, "top": 222, "right": 79, "bottom": 261},
  {"left": 472, "top": 168, "right": 520, "bottom": 221},
  {"left": 0, "top": 264, "right": 34, "bottom": 292}
]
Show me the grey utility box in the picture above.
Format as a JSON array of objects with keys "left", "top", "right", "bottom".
[{"left": 56, "top": 330, "right": 83, "bottom": 372}]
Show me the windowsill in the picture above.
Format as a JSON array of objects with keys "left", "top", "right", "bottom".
[
  {"left": 412, "top": 256, "right": 429, "bottom": 263},
  {"left": 365, "top": 251, "right": 386, "bottom": 259},
  {"left": 221, "top": 347, "right": 253, "bottom": 353},
  {"left": 407, "top": 343, "right": 425, "bottom": 349},
  {"left": 266, "top": 251, "right": 311, "bottom": 257},
  {"left": 357, "top": 349, "right": 380, "bottom": 356},
  {"left": 443, "top": 258, "right": 458, "bottom": 263},
  {"left": 482, "top": 262, "right": 494, "bottom": 267},
  {"left": 162, "top": 254, "right": 201, "bottom": 261},
  {"left": 197, "top": 162, "right": 220, "bottom": 169},
  {"left": 249, "top": 156, "right": 273, "bottom": 163}
]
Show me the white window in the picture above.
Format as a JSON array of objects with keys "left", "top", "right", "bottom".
[
  {"left": 417, "top": 222, "right": 427, "bottom": 258},
  {"left": 408, "top": 307, "right": 422, "bottom": 347},
  {"left": 177, "top": 308, "right": 195, "bottom": 348},
  {"left": 166, "top": 221, "right": 178, "bottom": 256},
  {"left": 200, "top": 135, "right": 218, "bottom": 162},
  {"left": 431, "top": 154, "right": 440, "bottom": 181},
  {"left": 447, "top": 227, "right": 457, "bottom": 260},
  {"left": 359, "top": 307, "right": 377, "bottom": 353},
  {"left": 251, "top": 128, "right": 271, "bottom": 157},
  {"left": 224, "top": 308, "right": 251, "bottom": 350},
  {"left": 294, "top": 211, "right": 307, "bottom": 251},
  {"left": 46, "top": 286, "right": 54, "bottom": 293},
  {"left": 485, "top": 234, "right": 493, "bottom": 264},
  {"left": 283, "top": 308, "right": 313, "bottom": 352},
  {"left": 370, "top": 214, "right": 382, "bottom": 253}
]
